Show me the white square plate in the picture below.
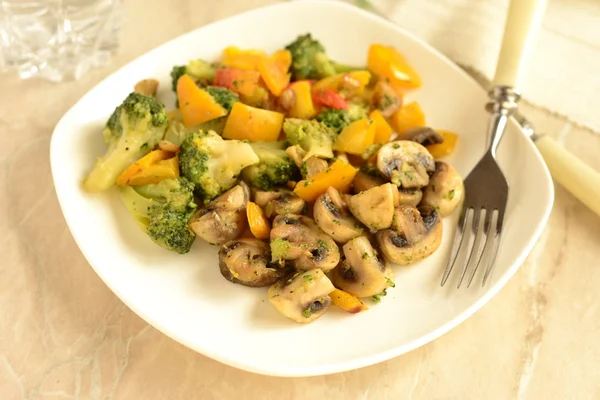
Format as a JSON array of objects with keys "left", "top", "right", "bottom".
[{"left": 50, "top": 0, "right": 553, "bottom": 377}]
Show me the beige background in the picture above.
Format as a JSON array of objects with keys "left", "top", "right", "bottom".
[{"left": 2, "top": 0, "right": 600, "bottom": 399}]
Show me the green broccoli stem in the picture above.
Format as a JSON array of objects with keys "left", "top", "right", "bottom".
[{"left": 331, "top": 61, "right": 366, "bottom": 74}]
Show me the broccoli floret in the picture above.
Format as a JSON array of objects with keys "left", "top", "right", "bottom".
[
  {"left": 270, "top": 238, "right": 291, "bottom": 263},
  {"left": 241, "top": 142, "right": 300, "bottom": 190},
  {"left": 315, "top": 108, "right": 351, "bottom": 133},
  {"left": 164, "top": 109, "right": 228, "bottom": 146},
  {"left": 283, "top": 118, "right": 336, "bottom": 160},
  {"left": 84, "top": 92, "right": 168, "bottom": 192},
  {"left": 203, "top": 86, "right": 239, "bottom": 112},
  {"left": 347, "top": 102, "right": 369, "bottom": 121},
  {"left": 285, "top": 34, "right": 336, "bottom": 80},
  {"left": 170, "top": 59, "right": 216, "bottom": 92},
  {"left": 315, "top": 103, "right": 369, "bottom": 133},
  {"left": 179, "top": 130, "right": 259, "bottom": 203},
  {"left": 170, "top": 66, "right": 187, "bottom": 92},
  {"left": 119, "top": 178, "right": 197, "bottom": 254}
]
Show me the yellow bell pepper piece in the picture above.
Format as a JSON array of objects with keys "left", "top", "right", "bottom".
[
  {"left": 334, "top": 119, "right": 376, "bottom": 155},
  {"left": 426, "top": 130, "right": 459, "bottom": 158},
  {"left": 312, "top": 71, "right": 371, "bottom": 98},
  {"left": 246, "top": 201, "right": 271, "bottom": 240},
  {"left": 222, "top": 46, "right": 266, "bottom": 70},
  {"left": 288, "top": 81, "right": 316, "bottom": 119},
  {"left": 116, "top": 150, "right": 174, "bottom": 186},
  {"left": 369, "top": 110, "right": 393, "bottom": 144},
  {"left": 294, "top": 160, "right": 358, "bottom": 202},
  {"left": 330, "top": 289, "right": 368, "bottom": 313},
  {"left": 222, "top": 102, "right": 284, "bottom": 142},
  {"left": 127, "top": 157, "right": 180, "bottom": 186},
  {"left": 176, "top": 75, "right": 227, "bottom": 127},
  {"left": 258, "top": 50, "right": 292, "bottom": 96},
  {"left": 391, "top": 101, "right": 426, "bottom": 134},
  {"left": 367, "top": 44, "right": 421, "bottom": 92}
]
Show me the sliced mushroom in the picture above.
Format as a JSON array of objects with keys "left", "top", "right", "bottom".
[
  {"left": 134, "top": 78, "right": 159, "bottom": 97},
  {"left": 158, "top": 139, "right": 179, "bottom": 153},
  {"left": 377, "top": 140, "right": 435, "bottom": 189},
  {"left": 314, "top": 187, "right": 364, "bottom": 243},
  {"left": 372, "top": 79, "right": 402, "bottom": 118},
  {"left": 285, "top": 145, "right": 307, "bottom": 168},
  {"left": 302, "top": 156, "right": 328, "bottom": 179},
  {"left": 189, "top": 183, "right": 249, "bottom": 245},
  {"left": 421, "top": 161, "right": 464, "bottom": 217},
  {"left": 268, "top": 269, "right": 335, "bottom": 323},
  {"left": 270, "top": 214, "right": 340, "bottom": 272},
  {"left": 219, "top": 239, "right": 283, "bottom": 287},
  {"left": 254, "top": 189, "right": 305, "bottom": 218},
  {"left": 347, "top": 183, "right": 396, "bottom": 231},
  {"left": 352, "top": 169, "right": 385, "bottom": 194},
  {"left": 396, "top": 188, "right": 423, "bottom": 207},
  {"left": 376, "top": 205, "right": 442, "bottom": 265},
  {"left": 329, "top": 236, "right": 394, "bottom": 298},
  {"left": 400, "top": 126, "right": 444, "bottom": 146}
]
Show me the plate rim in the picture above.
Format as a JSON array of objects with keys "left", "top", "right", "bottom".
[{"left": 49, "top": 0, "right": 555, "bottom": 377}]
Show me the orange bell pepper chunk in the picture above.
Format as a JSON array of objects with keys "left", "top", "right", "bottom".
[
  {"left": 213, "top": 68, "right": 262, "bottom": 97},
  {"left": 223, "top": 102, "right": 284, "bottom": 142},
  {"left": 391, "top": 101, "right": 426, "bottom": 134},
  {"left": 176, "top": 75, "right": 227, "bottom": 127},
  {"left": 368, "top": 44, "right": 421, "bottom": 92},
  {"left": 127, "top": 157, "right": 180, "bottom": 186},
  {"left": 246, "top": 201, "right": 271, "bottom": 240},
  {"left": 222, "top": 46, "right": 266, "bottom": 70},
  {"left": 330, "top": 289, "right": 368, "bottom": 313},
  {"left": 258, "top": 50, "right": 292, "bottom": 96},
  {"left": 426, "top": 130, "right": 459, "bottom": 158},
  {"left": 288, "top": 81, "right": 316, "bottom": 119},
  {"left": 369, "top": 110, "right": 393, "bottom": 144},
  {"left": 334, "top": 119, "right": 376, "bottom": 155},
  {"left": 116, "top": 150, "right": 174, "bottom": 186},
  {"left": 294, "top": 160, "right": 358, "bottom": 202}
]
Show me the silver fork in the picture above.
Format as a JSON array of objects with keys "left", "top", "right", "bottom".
[{"left": 440, "top": 0, "right": 548, "bottom": 288}]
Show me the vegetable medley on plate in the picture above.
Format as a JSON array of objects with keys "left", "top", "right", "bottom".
[{"left": 83, "top": 33, "right": 465, "bottom": 324}]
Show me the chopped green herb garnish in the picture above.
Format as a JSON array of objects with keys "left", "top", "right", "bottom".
[
  {"left": 371, "top": 289, "right": 387, "bottom": 303},
  {"left": 303, "top": 307, "right": 313, "bottom": 318}
]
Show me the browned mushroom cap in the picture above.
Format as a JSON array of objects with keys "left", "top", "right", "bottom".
[
  {"left": 352, "top": 170, "right": 386, "bottom": 194},
  {"left": 268, "top": 269, "right": 335, "bottom": 323},
  {"left": 400, "top": 126, "right": 444, "bottom": 146},
  {"left": 134, "top": 78, "right": 159, "bottom": 97},
  {"left": 421, "top": 161, "right": 464, "bottom": 217},
  {"left": 314, "top": 187, "right": 364, "bottom": 243},
  {"left": 219, "top": 239, "right": 283, "bottom": 287},
  {"left": 189, "top": 183, "right": 249, "bottom": 245},
  {"left": 270, "top": 214, "right": 340, "bottom": 272},
  {"left": 347, "top": 183, "right": 396, "bottom": 231},
  {"left": 396, "top": 188, "right": 423, "bottom": 207},
  {"left": 376, "top": 205, "right": 442, "bottom": 265},
  {"left": 329, "top": 236, "right": 394, "bottom": 298},
  {"left": 377, "top": 141, "right": 435, "bottom": 189},
  {"left": 372, "top": 79, "right": 402, "bottom": 118},
  {"left": 254, "top": 189, "right": 305, "bottom": 218}
]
